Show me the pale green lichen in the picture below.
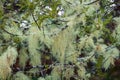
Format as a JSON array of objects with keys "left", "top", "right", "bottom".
[
  {"left": 28, "top": 27, "right": 41, "bottom": 66},
  {"left": 13, "top": 72, "right": 31, "bottom": 80},
  {"left": 0, "top": 46, "right": 18, "bottom": 79}
]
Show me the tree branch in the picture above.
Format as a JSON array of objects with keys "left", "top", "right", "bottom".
[
  {"left": 2, "top": 28, "right": 18, "bottom": 36},
  {"left": 31, "top": 13, "right": 41, "bottom": 30},
  {"left": 84, "top": 0, "right": 99, "bottom": 5}
]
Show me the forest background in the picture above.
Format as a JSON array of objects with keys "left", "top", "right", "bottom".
[{"left": 0, "top": 0, "right": 120, "bottom": 80}]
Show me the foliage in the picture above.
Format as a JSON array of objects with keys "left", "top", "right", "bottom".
[{"left": 0, "top": 0, "right": 120, "bottom": 80}]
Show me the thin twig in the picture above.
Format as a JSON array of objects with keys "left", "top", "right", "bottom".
[
  {"left": 2, "top": 28, "right": 18, "bottom": 36},
  {"left": 31, "top": 13, "right": 41, "bottom": 30},
  {"left": 42, "top": 26, "right": 45, "bottom": 38},
  {"left": 84, "top": 0, "right": 99, "bottom": 5}
]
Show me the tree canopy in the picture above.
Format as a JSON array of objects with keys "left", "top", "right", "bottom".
[{"left": 0, "top": 0, "right": 120, "bottom": 80}]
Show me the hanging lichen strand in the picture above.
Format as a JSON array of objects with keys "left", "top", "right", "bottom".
[
  {"left": 52, "top": 25, "right": 75, "bottom": 64},
  {"left": 0, "top": 47, "right": 18, "bottom": 79},
  {"left": 28, "top": 26, "right": 41, "bottom": 66}
]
